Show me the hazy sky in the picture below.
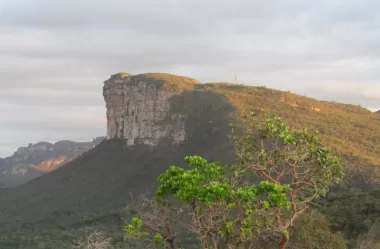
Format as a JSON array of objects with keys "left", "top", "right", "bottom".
[{"left": 1, "top": 0, "right": 380, "bottom": 157}]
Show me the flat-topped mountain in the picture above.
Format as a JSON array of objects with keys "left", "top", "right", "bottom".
[
  {"left": 0, "top": 72, "right": 379, "bottom": 235},
  {"left": 0, "top": 137, "right": 104, "bottom": 187},
  {"left": 103, "top": 72, "right": 199, "bottom": 144}
]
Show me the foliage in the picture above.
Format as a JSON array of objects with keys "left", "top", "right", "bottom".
[
  {"left": 243, "top": 210, "right": 348, "bottom": 249},
  {"left": 125, "top": 155, "right": 291, "bottom": 249},
  {"left": 357, "top": 218, "right": 380, "bottom": 249},
  {"left": 156, "top": 156, "right": 291, "bottom": 207},
  {"left": 286, "top": 210, "right": 347, "bottom": 249},
  {"left": 125, "top": 112, "right": 343, "bottom": 249},
  {"left": 0, "top": 208, "right": 135, "bottom": 249},
  {"left": 229, "top": 111, "right": 343, "bottom": 248},
  {"left": 316, "top": 187, "right": 380, "bottom": 248}
]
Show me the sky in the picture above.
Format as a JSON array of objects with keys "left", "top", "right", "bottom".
[{"left": 1, "top": 0, "right": 380, "bottom": 157}]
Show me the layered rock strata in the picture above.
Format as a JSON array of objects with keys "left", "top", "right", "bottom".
[{"left": 103, "top": 73, "right": 199, "bottom": 145}]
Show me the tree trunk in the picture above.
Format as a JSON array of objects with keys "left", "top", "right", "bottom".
[{"left": 279, "top": 234, "right": 289, "bottom": 249}]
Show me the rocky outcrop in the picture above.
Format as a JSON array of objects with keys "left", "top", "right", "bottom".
[
  {"left": 30, "top": 156, "right": 70, "bottom": 173},
  {"left": 103, "top": 73, "right": 199, "bottom": 146},
  {"left": 0, "top": 137, "right": 104, "bottom": 187}
]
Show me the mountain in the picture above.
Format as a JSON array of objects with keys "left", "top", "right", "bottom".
[
  {"left": 0, "top": 137, "right": 104, "bottom": 188},
  {"left": 0, "top": 72, "right": 380, "bottom": 235}
]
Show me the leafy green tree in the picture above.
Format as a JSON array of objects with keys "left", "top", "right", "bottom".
[
  {"left": 125, "top": 156, "right": 291, "bottom": 249},
  {"left": 125, "top": 111, "right": 343, "bottom": 249},
  {"left": 230, "top": 111, "right": 343, "bottom": 248}
]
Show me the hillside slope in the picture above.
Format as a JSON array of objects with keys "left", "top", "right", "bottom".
[
  {"left": 201, "top": 83, "right": 380, "bottom": 183},
  {"left": 0, "top": 73, "right": 379, "bottom": 232}
]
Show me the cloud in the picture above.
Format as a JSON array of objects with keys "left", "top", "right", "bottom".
[{"left": 1, "top": 0, "right": 380, "bottom": 156}]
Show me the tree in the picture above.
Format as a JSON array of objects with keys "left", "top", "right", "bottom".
[
  {"left": 124, "top": 193, "right": 187, "bottom": 249},
  {"left": 125, "top": 111, "right": 343, "bottom": 249},
  {"left": 125, "top": 156, "right": 291, "bottom": 249},
  {"left": 230, "top": 111, "right": 343, "bottom": 248}
]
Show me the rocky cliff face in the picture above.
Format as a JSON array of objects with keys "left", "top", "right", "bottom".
[
  {"left": 0, "top": 137, "right": 104, "bottom": 187},
  {"left": 30, "top": 156, "right": 69, "bottom": 172},
  {"left": 103, "top": 73, "right": 199, "bottom": 145}
]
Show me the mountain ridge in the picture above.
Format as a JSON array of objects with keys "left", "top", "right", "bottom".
[
  {"left": 0, "top": 72, "right": 379, "bottom": 234},
  {"left": 0, "top": 137, "right": 105, "bottom": 187}
]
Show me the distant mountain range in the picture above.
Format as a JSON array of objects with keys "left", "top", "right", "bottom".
[{"left": 0, "top": 137, "right": 104, "bottom": 187}]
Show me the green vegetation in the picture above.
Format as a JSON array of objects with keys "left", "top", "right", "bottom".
[
  {"left": 316, "top": 187, "right": 380, "bottom": 247},
  {"left": 0, "top": 209, "right": 130, "bottom": 249},
  {"left": 1, "top": 74, "right": 380, "bottom": 248},
  {"left": 125, "top": 157, "right": 291, "bottom": 249},
  {"left": 124, "top": 112, "right": 343, "bottom": 249}
]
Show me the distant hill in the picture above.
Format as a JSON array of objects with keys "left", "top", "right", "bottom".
[
  {"left": 0, "top": 73, "right": 379, "bottom": 235},
  {"left": 0, "top": 137, "right": 104, "bottom": 187}
]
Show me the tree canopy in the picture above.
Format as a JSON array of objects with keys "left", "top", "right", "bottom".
[{"left": 125, "top": 111, "right": 344, "bottom": 249}]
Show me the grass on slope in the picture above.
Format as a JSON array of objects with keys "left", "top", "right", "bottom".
[
  {"left": 198, "top": 83, "right": 380, "bottom": 183},
  {"left": 108, "top": 72, "right": 200, "bottom": 92}
]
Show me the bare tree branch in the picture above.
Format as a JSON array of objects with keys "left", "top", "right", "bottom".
[{"left": 72, "top": 230, "right": 111, "bottom": 249}]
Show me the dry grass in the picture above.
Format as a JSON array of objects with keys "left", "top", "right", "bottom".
[{"left": 199, "top": 82, "right": 380, "bottom": 183}]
